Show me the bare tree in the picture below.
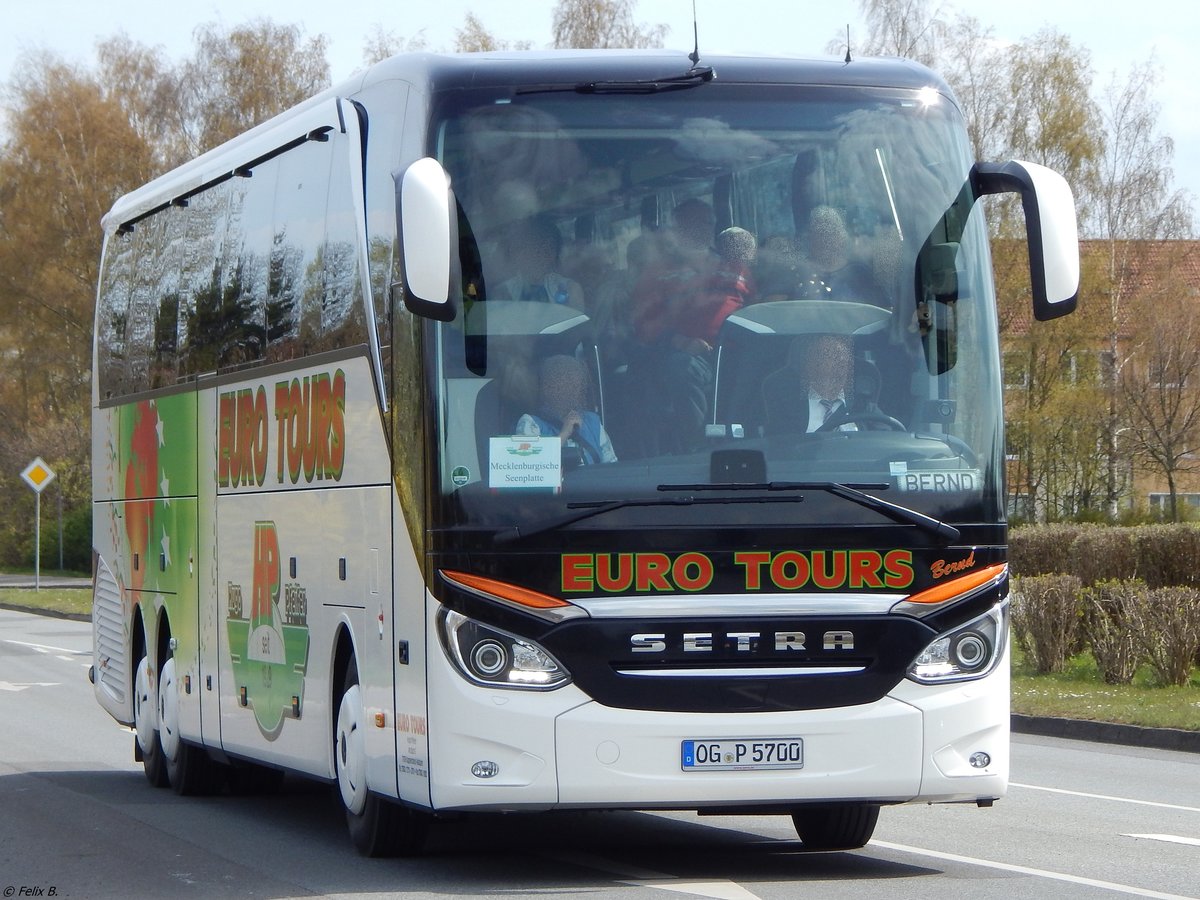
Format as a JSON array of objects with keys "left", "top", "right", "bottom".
[
  {"left": 95, "top": 34, "right": 183, "bottom": 170},
  {"left": 361, "top": 24, "right": 428, "bottom": 67},
  {"left": 1089, "top": 62, "right": 1194, "bottom": 243},
  {"left": 1119, "top": 281, "right": 1200, "bottom": 520},
  {"left": 848, "top": 0, "right": 947, "bottom": 66},
  {"left": 936, "top": 12, "right": 1007, "bottom": 161},
  {"left": 1088, "top": 62, "right": 1196, "bottom": 517},
  {"left": 1005, "top": 29, "right": 1101, "bottom": 201},
  {"left": 551, "top": 0, "right": 668, "bottom": 49},
  {"left": 455, "top": 12, "right": 532, "bottom": 52},
  {"left": 0, "top": 19, "right": 335, "bottom": 561},
  {"left": 0, "top": 51, "right": 152, "bottom": 562},
  {"left": 175, "top": 20, "right": 331, "bottom": 156}
]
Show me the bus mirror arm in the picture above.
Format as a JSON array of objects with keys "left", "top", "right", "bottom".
[
  {"left": 395, "top": 157, "right": 461, "bottom": 322},
  {"left": 971, "top": 160, "right": 1080, "bottom": 321}
]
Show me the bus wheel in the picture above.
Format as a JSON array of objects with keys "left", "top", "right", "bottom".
[
  {"left": 335, "top": 660, "right": 428, "bottom": 857},
  {"left": 791, "top": 804, "right": 880, "bottom": 851},
  {"left": 134, "top": 654, "right": 168, "bottom": 787},
  {"left": 159, "top": 654, "right": 221, "bottom": 796}
]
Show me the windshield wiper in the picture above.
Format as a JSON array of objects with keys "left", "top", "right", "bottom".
[
  {"left": 493, "top": 491, "right": 800, "bottom": 545},
  {"left": 575, "top": 66, "right": 715, "bottom": 94},
  {"left": 512, "top": 66, "right": 714, "bottom": 98},
  {"left": 657, "top": 481, "right": 961, "bottom": 544}
]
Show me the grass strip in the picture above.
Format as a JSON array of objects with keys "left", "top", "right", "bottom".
[
  {"left": 1012, "top": 648, "right": 1200, "bottom": 732},
  {"left": 0, "top": 586, "right": 92, "bottom": 619}
]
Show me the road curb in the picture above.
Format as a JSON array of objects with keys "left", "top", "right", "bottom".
[
  {"left": 0, "top": 601, "right": 90, "bottom": 622},
  {"left": 1012, "top": 713, "right": 1200, "bottom": 754}
]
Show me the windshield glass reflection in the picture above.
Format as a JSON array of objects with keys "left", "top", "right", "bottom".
[{"left": 428, "top": 84, "right": 1004, "bottom": 531}]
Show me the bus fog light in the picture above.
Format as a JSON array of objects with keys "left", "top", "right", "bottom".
[
  {"left": 969, "top": 752, "right": 991, "bottom": 768},
  {"left": 472, "top": 760, "right": 500, "bottom": 778}
]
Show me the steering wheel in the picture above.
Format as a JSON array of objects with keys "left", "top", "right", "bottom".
[{"left": 816, "top": 409, "right": 907, "bottom": 432}]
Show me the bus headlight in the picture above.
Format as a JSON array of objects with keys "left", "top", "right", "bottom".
[
  {"left": 907, "top": 602, "right": 1007, "bottom": 684},
  {"left": 439, "top": 609, "right": 571, "bottom": 690}
]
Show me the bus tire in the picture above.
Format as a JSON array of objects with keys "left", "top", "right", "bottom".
[
  {"left": 134, "top": 653, "right": 168, "bottom": 787},
  {"left": 335, "top": 659, "right": 428, "bottom": 857},
  {"left": 159, "top": 653, "right": 221, "bottom": 796},
  {"left": 791, "top": 804, "right": 880, "bottom": 851}
]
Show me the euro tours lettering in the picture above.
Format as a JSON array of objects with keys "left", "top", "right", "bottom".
[{"left": 218, "top": 370, "right": 346, "bottom": 488}]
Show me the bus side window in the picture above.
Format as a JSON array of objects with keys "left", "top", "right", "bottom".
[
  {"left": 218, "top": 162, "right": 274, "bottom": 371},
  {"left": 178, "top": 179, "right": 233, "bottom": 377},
  {"left": 125, "top": 209, "right": 183, "bottom": 392},
  {"left": 150, "top": 208, "right": 186, "bottom": 389},
  {"left": 97, "top": 229, "right": 135, "bottom": 400},
  {"left": 317, "top": 135, "right": 368, "bottom": 352},
  {"left": 269, "top": 138, "right": 329, "bottom": 362}
]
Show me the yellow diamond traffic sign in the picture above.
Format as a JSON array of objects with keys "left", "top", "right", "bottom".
[{"left": 21, "top": 457, "right": 56, "bottom": 494}]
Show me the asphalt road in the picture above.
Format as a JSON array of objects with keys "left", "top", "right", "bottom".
[{"left": 1, "top": 607, "right": 1197, "bottom": 899}]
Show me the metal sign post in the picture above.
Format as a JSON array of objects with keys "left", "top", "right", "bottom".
[{"left": 20, "top": 457, "right": 56, "bottom": 591}]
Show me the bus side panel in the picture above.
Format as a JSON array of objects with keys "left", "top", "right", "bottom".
[
  {"left": 216, "top": 487, "right": 387, "bottom": 778},
  {"left": 92, "top": 404, "right": 130, "bottom": 723},
  {"left": 144, "top": 494, "right": 200, "bottom": 744},
  {"left": 210, "top": 356, "right": 397, "bottom": 785},
  {"left": 92, "top": 395, "right": 200, "bottom": 731},
  {"left": 393, "top": 493, "right": 431, "bottom": 807},
  {"left": 197, "top": 388, "right": 221, "bottom": 750}
]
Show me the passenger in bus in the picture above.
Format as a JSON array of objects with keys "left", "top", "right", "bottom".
[
  {"left": 631, "top": 198, "right": 718, "bottom": 350},
  {"left": 625, "top": 198, "right": 721, "bottom": 454},
  {"left": 492, "top": 215, "right": 585, "bottom": 310},
  {"left": 796, "top": 206, "right": 876, "bottom": 303},
  {"left": 589, "top": 231, "right": 663, "bottom": 370},
  {"left": 514, "top": 355, "right": 617, "bottom": 465},
  {"left": 699, "top": 225, "right": 757, "bottom": 328},
  {"left": 755, "top": 234, "right": 805, "bottom": 302}
]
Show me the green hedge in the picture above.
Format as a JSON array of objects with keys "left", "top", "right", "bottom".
[
  {"left": 1010, "top": 526, "right": 1200, "bottom": 687},
  {"left": 1010, "top": 524, "right": 1200, "bottom": 587}
]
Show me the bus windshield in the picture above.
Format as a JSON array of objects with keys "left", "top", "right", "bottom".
[{"left": 428, "top": 82, "right": 1003, "bottom": 534}]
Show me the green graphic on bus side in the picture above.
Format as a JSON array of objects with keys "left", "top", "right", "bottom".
[
  {"left": 226, "top": 521, "right": 310, "bottom": 739},
  {"left": 109, "top": 396, "right": 200, "bottom": 660}
]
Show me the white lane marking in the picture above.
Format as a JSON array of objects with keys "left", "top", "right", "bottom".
[
  {"left": 1012, "top": 782, "right": 1200, "bottom": 814},
  {"left": 549, "top": 851, "right": 762, "bottom": 900},
  {"left": 1124, "top": 834, "right": 1200, "bottom": 848},
  {"left": 0, "top": 681, "right": 60, "bottom": 691},
  {"left": 872, "top": 839, "right": 1196, "bottom": 900},
  {"left": 622, "top": 880, "right": 762, "bottom": 900}
]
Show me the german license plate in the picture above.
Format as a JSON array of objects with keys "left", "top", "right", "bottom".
[{"left": 681, "top": 738, "right": 804, "bottom": 771}]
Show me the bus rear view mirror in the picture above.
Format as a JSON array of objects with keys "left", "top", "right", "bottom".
[
  {"left": 972, "top": 160, "right": 1079, "bottom": 321},
  {"left": 395, "top": 157, "right": 460, "bottom": 322}
]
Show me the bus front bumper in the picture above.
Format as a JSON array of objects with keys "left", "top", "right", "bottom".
[{"left": 426, "top": 651, "right": 1009, "bottom": 811}]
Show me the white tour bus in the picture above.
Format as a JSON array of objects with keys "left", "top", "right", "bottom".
[{"left": 91, "top": 49, "right": 1078, "bottom": 856}]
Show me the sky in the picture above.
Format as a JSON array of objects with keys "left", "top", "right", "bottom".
[{"left": 2, "top": 0, "right": 1198, "bottom": 216}]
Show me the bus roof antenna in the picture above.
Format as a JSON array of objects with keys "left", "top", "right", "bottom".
[
  {"left": 689, "top": 0, "right": 701, "bottom": 67},
  {"left": 845, "top": 25, "right": 853, "bottom": 64}
]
